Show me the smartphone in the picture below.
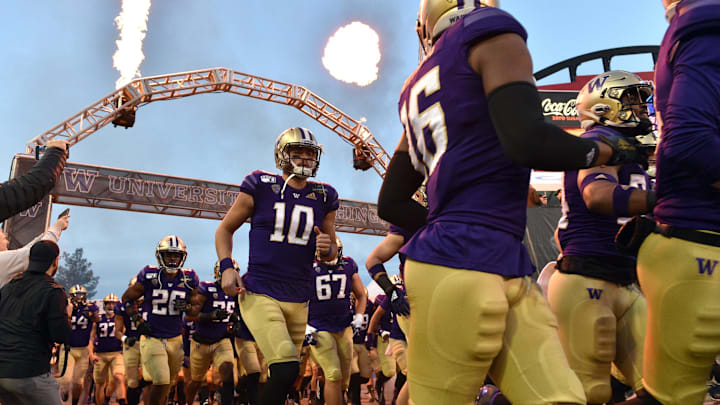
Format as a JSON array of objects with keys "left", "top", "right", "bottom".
[{"left": 57, "top": 208, "right": 70, "bottom": 219}]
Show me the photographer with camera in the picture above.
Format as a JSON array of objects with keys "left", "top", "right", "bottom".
[
  {"left": 0, "top": 208, "right": 70, "bottom": 288},
  {"left": 0, "top": 240, "right": 72, "bottom": 404},
  {"left": 0, "top": 139, "right": 69, "bottom": 222}
]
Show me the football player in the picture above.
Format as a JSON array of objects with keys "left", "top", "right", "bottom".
[
  {"left": 374, "top": 1, "right": 652, "bottom": 403},
  {"left": 230, "top": 301, "right": 263, "bottom": 405},
  {"left": 305, "top": 237, "right": 367, "bottom": 405},
  {"left": 365, "top": 293, "right": 395, "bottom": 404},
  {"left": 547, "top": 70, "right": 655, "bottom": 405},
  {"left": 215, "top": 127, "right": 339, "bottom": 405},
  {"left": 183, "top": 261, "right": 237, "bottom": 405},
  {"left": 93, "top": 293, "right": 126, "bottom": 405},
  {"left": 59, "top": 284, "right": 99, "bottom": 405},
  {"left": 121, "top": 235, "right": 199, "bottom": 405},
  {"left": 348, "top": 291, "right": 374, "bottom": 405},
  {"left": 114, "top": 277, "right": 150, "bottom": 405},
  {"left": 612, "top": 2, "right": 720, "bottom": 405}
]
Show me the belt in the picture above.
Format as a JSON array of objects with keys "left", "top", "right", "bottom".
[{"left": 655, "top": 224, "right": 720, "bottom": 247}]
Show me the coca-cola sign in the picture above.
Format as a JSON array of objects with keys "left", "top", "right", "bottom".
[{"left": 539, "top": 91, "right": 580, "bottom": 128}]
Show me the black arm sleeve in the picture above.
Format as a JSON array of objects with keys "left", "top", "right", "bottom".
[
  {"left": 488, "top": 81, "right": 599, "bottom": 171},
  {"left": 47, "top": 288, "right": 72, "bottom": 344},
  {"left": 377, "top": 151, "right": 428, "bottom": 234},
  {"left": 0, "top": 147, "right": 67, "bottom": 222}
]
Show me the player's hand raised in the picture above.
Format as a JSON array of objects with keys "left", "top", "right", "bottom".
[{"left": 314, "top": 226, "right": 332, "bottom": 258}]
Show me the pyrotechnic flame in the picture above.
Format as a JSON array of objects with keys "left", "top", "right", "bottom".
[
  {"left": 112, "top": 0, "right": 152, "bottom": 89},
  {"left": 322, "top": 22, "right": 381, "bottom": 87}
]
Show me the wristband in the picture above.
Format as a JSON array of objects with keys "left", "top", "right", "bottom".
[
  {"left": 368, "top": 263, "right": 387, "bottom": 279},
  {"left": 218, "top": 258, "right": 235, "bottom": 275},
  {"left": 612, "top": 185, "right": 635, "bottom": 217}
]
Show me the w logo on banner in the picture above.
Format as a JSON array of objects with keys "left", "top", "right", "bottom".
[
  {"left": 19, "top": 202, "right": 43, "bottom": 218},
  {"left": 696, "top": 258, "right": 718, "bottom": 275},
  {"left": 63, "top": 168, "right": 99, "bottom": 193},
  {"left": 587, "top": 288, "right": 603, "bottom": 300}
]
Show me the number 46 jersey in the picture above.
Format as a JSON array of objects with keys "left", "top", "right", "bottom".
[
  {"left": 397, "top": 7, "right": 534, "bottom": 278},
  {"left": 135, "top": 265, "right": 199, "bottom": 339},
  {"left": 240, "top": 170, "right": 339, "bottom": 303}
]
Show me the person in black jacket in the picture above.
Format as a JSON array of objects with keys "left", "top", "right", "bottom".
[
  {"left": 0, "top": 139, "right": 68, "bottom": 222},
  {"left": 0, "top": 239, "right": 72, "bottom": 405}
]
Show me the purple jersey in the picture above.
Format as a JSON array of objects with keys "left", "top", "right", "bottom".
[
  {"left": 240, "top": 170, "right": 339, "bottom": 302},
  {"left": 397, "top": 8, "right": 534, "bottom": 277},
  {"left": 194, "top": 281, "right": 235, "bottom": 343},
  {"left": 68, "top": 302, "right": 98, "bottom": 348},
  {"left": 308, "top": 257, "right": 357, "bottom": 332},
  {"left": 95, "top": 313, "right": 122, "bottom": 353},
  {"left": 388, "top": 224, "right": 413, "bottom": 279},
  {"left": 373, "top": 295, "right": 393, "bottom": 332},
  {"left": 558, "top": 126, "right": 650, "bottom": 258},
  {"left": 114, "top": 300, "right": 148, "bottom": 339},
  {"left": 353, "top": 299, "right": 375, "bottom": 345},
  {"left": 380, "top": 288, "right": 407, "bottom": 341},
  {"left": 136, "top": 266, "right": 199, "bottom": 339},
  {"left": 654, "top": 1, "right": 720, "bottom": 231}
]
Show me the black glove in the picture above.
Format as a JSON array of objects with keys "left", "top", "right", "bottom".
[
  {"left": 125, "top": 336, "right": 138, "bottom": 347},
  {"left": 199, "top": 308, "right": 230, "bottom": 323},
  {"left": 136, "top": 320, "right": 153, "bottom": 336},
  {"left": 598, "top": 134, "right": 648, "bottom": 168},
  {"left": 389, "top": 289, "right": 410, "bottom": 317},
  {"left": 173, "top": 297, "right": 189, "bottom": 313},
  {"left": 365, "top": 333, "right": 377, "bottom": 350}
]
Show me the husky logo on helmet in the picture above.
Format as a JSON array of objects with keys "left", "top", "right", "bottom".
[
  {"left": 577, "top": 70, "right": 654, "bottom": 133},
  {"left": 69, "top": 284, "right": 88, "bottom": 306},
  {"left": 318, "top": 236, "right": 343, "bottom": 266},
  {"left": 213, "top": 258, "right": 238, "bottom": 285},
  {"left": 274, "top": 127, "right": 323, "bottom": 178},
  {"left": 416, "top": 0, "right": 489, "bottom": 56},
  {"left": 155, "top": 235, "right": 187, "bottom": 274}
]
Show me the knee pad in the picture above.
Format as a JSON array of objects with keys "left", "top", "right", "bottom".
[{"left": 269, "top": 361, "right": 300, "bottom": 385}]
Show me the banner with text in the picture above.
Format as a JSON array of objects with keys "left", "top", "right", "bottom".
[{"left": 539, "top": 90, "right": 579, "bottom": 128}]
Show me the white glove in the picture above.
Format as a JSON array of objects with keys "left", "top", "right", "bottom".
[
  {"left": 380, "top": 329, "right": 390, "bottom": 342},
  {"left": 351, "top": 313, "right": 366, "bottom": 330}
]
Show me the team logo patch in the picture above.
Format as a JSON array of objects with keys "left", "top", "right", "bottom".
[
  {"left": 168, "top": 283, "right": 173, "bottom": 287},
  {"left": 260, "top": 175, "right": 276, "bottom": 184},
  {"left": 314, "top": 265, "right": 322, "bottom": 273},
  {"left": 271, "top": 184, "right": 281, "bottom": 194},
  {"left": 213, "top": 293, "right": 218, "bottom": 299},
  {"left": 208, "top": 286, "right": 217, "bottom": 292},
  {"left": 293, "top": 193, "right": 300, "bottom": 199},
  {"left": 306, "top": 192, "right": 317, "bottom": 200},
  {"left": 145, "top": 273, "right": 157, "bottom": 279}
]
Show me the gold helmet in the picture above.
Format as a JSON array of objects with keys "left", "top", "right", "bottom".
[
  {"left": 155, "top": 235, "right": 187, "bottom": 273},
  {"left": 389, "top": 274, "right": 404, "bottom": 286},
  {"left": 274, "top": 127, "right": 323, "bottom": 178},
  {"left": 416, "top": 0, "right": 488, "bottom": 55},
  {"left": 213, "top": 258, "right": 239, "bottom": 285},
  {"left": 104, "top": 293, "right": 119, "bottom": 304},
  {"left": 576, "top": 70, "right": 653, "bottom": 131},
  {"left": 69, "top": 284, "right": 88, "bottom": 306},
  {"left": 128, "top": 276, "right": 137, "bottom": 287}
]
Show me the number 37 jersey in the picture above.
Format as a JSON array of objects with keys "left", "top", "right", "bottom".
[
  {"left": 136, "top": 265, "right": 199, "bottom": 339},
  {"left": 397, "top": 8, "right": 534, "bottom": 277},
  {"left": 240, "top": 170, "right": 339, "bottom": 303}
]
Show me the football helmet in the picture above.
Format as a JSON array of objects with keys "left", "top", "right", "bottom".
[
  {"left": 103, "top": 293, "right": 119, "bottom": 312},
  {"left": 576, "top": 70, "right": 654, "bottom": 132},
  {"left": 274, "top": 127, "right": 323, "bottom": 178},
  {"left": 69, "top": 284, "right": 87, "bottom": 306},
  {"left": 389, "top": 274, "right": 404, "bottom": 287},
  {"left": 416, "top": 0, "right": 488, "bottom": 55},
  {"left": 155, "top": 235, "right": 187, "bottom": 274},
  {"left": 213, "top": 258, "right": 239, "bottom": 284},
  {"left": 318, "top": 236, "right": 343, "bottom": 266}
]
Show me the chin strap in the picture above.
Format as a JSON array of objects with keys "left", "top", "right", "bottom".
[{"left": 280, "top": 173, "right": 297, "bottom": 200}]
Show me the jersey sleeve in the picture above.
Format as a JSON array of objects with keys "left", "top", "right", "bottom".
[
  {"left": 113, "top": 302, "right": 124, "bottom": 316},
  {"left": 239, "top": 170, "right": 262, "bottom": 197},
  {"left": 345, "top": 257, "right": 359, "bottom": 277},
  {"left": 461, "top": 7, "right": 527, "bottom": 47},
  {"left": 136, "top": 266, "right": 155, "bottom": 290},
  {"left": 198, "top": 282, "right": 211, "bottom": 299},
  {"left": 89, "top": 302, "right": 99, "bottom": 313}
]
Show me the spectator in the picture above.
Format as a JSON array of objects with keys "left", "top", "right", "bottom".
[
  {"left": 0, "top": 139, "right": 68, "bottom": 222},
  {"left": 527, "top": 185, "right": 544, "bottom": 207},
  {"left": 555, "top": 188, "right": 563, "bottom": 202},
  {"left": 0, "top": 212, "right": 70, "bottom": 288},
  {"left": 0, "top": 239, "right": 72, "bottom": 405}
]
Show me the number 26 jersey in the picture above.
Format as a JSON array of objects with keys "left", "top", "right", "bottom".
[{"left": 136, "top": 265, "right": 199, "bottom": 339}]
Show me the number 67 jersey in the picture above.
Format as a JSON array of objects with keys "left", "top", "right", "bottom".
[
  {"left": 240, "top": 170, "right": 339, "bottom": 303},
  {"left": 135, "top": 266, "right": 199, "bottom": 338},
  {"left": 397, "top": 7, "right": 534, "bottom": 277}
]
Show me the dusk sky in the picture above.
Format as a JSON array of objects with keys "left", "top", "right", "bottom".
[{"left": 0, "top": 1, "right": 669, "bottom": 298}]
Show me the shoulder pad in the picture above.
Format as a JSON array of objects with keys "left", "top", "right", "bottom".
[{"left": 461, "top": 7, "right": 527, "bottom": 45}]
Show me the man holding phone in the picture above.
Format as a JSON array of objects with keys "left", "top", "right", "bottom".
[{"left": 0, "top": 207, "right": 70, "bottom": 288}]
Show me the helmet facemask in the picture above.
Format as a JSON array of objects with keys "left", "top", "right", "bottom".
[{"left": 280, "top": 144, "right": 322, "bottom": 178}]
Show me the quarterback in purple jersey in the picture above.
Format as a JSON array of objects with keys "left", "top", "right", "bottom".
[
  {"left": 121, "top": 235, "right": 199, "bottom": 405},
  {"left": 215, "top": 127, "right": 339, "bottom": 405},
  {"left": 306, "top": 238, "right": 367, "bottom": 405},
  {"left": 612, "top": 2, "right": 720, "bottom": 405},
  {"left": 183, "top": 261, "right": 237, "bottom": 405},
  {"left": 371, "top": 0, "right": 657, "bottom": 402},
  {"left": 548, "top": 71, "right": 655, "bottom": 405},
  {"left": 93, "top": 294, "right": 126, "bottom": 405},
  {"left": 59, "top": 284, "right": 99, "bottom": 405},
  {"left": 114, "top": 277, "right": 149, "bottom": 405}
]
